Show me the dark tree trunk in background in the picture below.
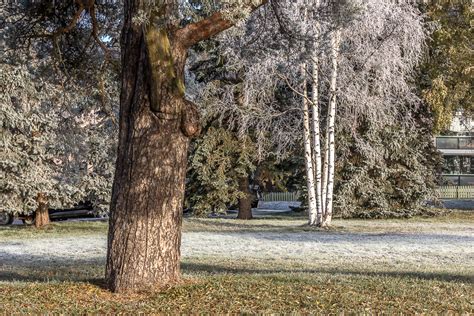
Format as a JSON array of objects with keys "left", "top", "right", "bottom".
[
  {"left": 237, "top": 177, "right": 253, "bottom": 220},
  {"left": 34, "top": 192, "right": 50, "bottom": 228}
]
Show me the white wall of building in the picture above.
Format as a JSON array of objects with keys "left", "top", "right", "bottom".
[{"left": 449, "top": 112, "right": 473, "bottom": 134}]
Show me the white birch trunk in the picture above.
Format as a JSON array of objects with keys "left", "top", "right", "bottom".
[
  {"left": 311, "top": 67, "right": 323, "bottom": 226},
  {"left": 309, "top": 0, "right": 323, "bottom": 227},
  {"left": 321, "top": 128, "right": 329, "bottom": 217},
  {"left": 301, "top": 63, "right": 318, "bottom": 223},
  {"left": 322, "top": 29, "right": 341, "bottom": 227}
]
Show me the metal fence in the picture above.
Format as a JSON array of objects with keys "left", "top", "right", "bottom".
[
  {"left": 437, "top": 186, "right": 474, "bottom": 199},
  {"left": 260, "top": 192, "right": 300, "bottom": 202}
]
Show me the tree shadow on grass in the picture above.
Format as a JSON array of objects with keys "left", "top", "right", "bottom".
[
  {"left": 181, "top": 261, "right": 474, "bottom": 284},
  {"left": 248, "top": 231, "right": 474, "bottom": 244},
  {"left": 0, "top": 270, "right": 106, "bottom": 287},
  {"left": 193, "top": 217, "right": 473, "bottom": 242},
  {"left": 0, "top": 258, "right": 471, "bottom": 286},
  {"left": 0, "top": 254, "right": 105, "bottom": 285},
  {"left": 184, "top": 218, "right": 324, "bottom": 233}
]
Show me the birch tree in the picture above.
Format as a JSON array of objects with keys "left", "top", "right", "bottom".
[
  {"left": 194, "top": 0, "right": 425, "bottom": 227},
  {"left": 301, "top": 64, "right": 319, "bottom": 223},
  {"left": 320, "top": 29, "right": 341, "bottom": 226},
  {"left": 303, "top": 0, "right": 424, "bottom": 226}
]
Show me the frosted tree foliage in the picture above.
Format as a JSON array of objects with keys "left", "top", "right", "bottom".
[
  {"left": 186, "top": 127, "right": 256, "bottom": 215},
  {"left": 192, "top": 0, "right": 426, "bottom": 226},
  {"left": 0, "top": 64, "right": 60, "bottom": 216},
  {"left": 0, "top": 59, "right": 118, "bottom": 219},
  {"left": 1, "top": 1, "right": 120, "bottom": 223}
]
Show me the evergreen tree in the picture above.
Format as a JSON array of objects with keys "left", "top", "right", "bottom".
[
  {"left": 186, "top": 127, "right": 256, "bottom": 217},
  {"left": 0, "top": 58, "right": 119, "bottom": 226},
  {"left": 334, "top": 108, "right": 441, "bottom": 218},
  {"left": 1, "top": 1, "right": 119, "bottom": 226},
  {"left": 1, "top": 63, "right": 59, "bottom": 226}
]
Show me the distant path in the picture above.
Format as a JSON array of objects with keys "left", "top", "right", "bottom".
[{"left": 441, "top": 199, "right": 474, "bottom": 210}]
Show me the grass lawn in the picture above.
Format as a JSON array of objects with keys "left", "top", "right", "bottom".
[{"left": 0, "top": 212, "right": 473, "bottom": 314}]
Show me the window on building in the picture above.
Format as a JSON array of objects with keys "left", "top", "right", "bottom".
[
  {"left": 442, "top": 176, "right": 460, "bottom": 186},
  {"left": 443, "top": 156, "right": 474, "bottom": 175},
  {"left": 436, "top": 137, "right": 459, "bottom": 149},
  {"left": 460, "top": 156, "right": 471, "bottom": 174},
  {"left": 460, "top": 176, "right": 474, "bottom": 186},
  {"left": 459, "top": 137, "right": 474, "bottom": 149},
  {"left": 442, "top": 156, "right": 460, "bottom": 174}
]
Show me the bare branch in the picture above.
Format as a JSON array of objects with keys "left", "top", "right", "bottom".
[
  {"left": 277, "top": 72, "right": 314, "bottom": 106},
  {"left": 89, "top": 5, "right": 111, "bottom": 60}
]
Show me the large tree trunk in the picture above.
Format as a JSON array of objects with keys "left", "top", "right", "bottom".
[
  {"left": 105, "top": 8, "right": 199, "bottom": 293},
  {"left": 105, "top": 0, "right": 266, "bottom": 294},
  {"left": 237, "top": 176, "right": 253, "bottom": 220},
  {"left": 34, "top": 192, "right": 50, "bottom": 228}
]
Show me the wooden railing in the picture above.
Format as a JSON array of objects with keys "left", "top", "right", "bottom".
[{"left": 437, "top": 186, "right": 474, "bottom": 199}]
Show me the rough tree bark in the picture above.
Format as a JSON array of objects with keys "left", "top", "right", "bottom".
[
  {"left": 34, "top": 192, "right": 50, "bottom": 228},
  {"left": 105, "top": 21, "right": 193, "bottom": 293},
  {"left": 237, "top": 176, "right": 253, "bottom": 220},
  {"left": 105, "top": 1, "right": 266, "bottom": 293}
]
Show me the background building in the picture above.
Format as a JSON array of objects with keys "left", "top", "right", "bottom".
[{"left": 436, "top": 112, "right": 474, "bottom": 186}]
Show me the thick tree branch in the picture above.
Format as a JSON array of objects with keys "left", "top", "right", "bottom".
[
  {"left": 175, "top": 12, "right": 232, "bottom": 48},
  {"left": 175, "top": 1, "right": 268, "bottom": 49}
]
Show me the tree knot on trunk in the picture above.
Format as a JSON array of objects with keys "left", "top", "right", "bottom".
[{"left": 180, "top": 99, "right": 201, "bottom": 138}]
